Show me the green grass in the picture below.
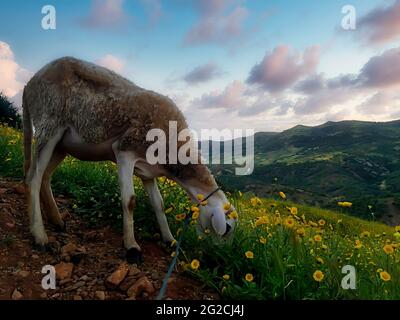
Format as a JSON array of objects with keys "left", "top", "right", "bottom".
[{"left": 1, "top": 124, "right": 399, "bottom": 300}]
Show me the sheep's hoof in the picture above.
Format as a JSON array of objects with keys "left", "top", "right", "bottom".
[
  {"left": 126, "top": 248, "right": 143, "bottom": 264},
  {"left": 33, "top": 242, "right": 50, "bottom": 253}
]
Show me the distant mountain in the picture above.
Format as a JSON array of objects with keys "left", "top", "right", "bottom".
[{"left": 209, "top": 120, "right": 400, "bottom": 223}]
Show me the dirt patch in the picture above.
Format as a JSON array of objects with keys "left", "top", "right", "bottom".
[{"left": 0, "top": 177, "right": 218, "bottom": 300}]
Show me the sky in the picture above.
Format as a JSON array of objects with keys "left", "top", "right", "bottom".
[{"left": 1, "top": 0, "right": 400, "bottom": 133}]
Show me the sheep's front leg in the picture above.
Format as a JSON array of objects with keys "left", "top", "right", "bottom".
[
  {"left": 115, "top": 152, "right": 142, "bottom": 264},
  {"left": 143, "top": 178, "right": 175, "bottom": 243}
]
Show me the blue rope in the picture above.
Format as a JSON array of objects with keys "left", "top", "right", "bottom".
[{"left": 156, "top": 187, "right": 220, "bottom": 300}]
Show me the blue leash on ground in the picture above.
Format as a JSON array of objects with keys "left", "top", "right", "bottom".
[{"left": 156, "top": 187, "right": 220, "bottom": 300}]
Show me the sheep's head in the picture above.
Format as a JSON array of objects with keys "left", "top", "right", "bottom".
[
  {"left": 196, "top": 188, "right": 236, "bottom": 237},
  {"left": 166, "top": 163, "right": 237, "bottom": 237}
]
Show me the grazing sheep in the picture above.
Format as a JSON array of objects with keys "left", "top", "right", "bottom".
[{"left": 23, "top": 57, "right": 235, "bottom": 263}]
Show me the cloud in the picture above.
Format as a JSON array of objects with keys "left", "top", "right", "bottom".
[
  {"left": 192, "top": 80, "right": 247, "bottom": 109},
  {"left": 246, "top": 45, "right": 320, "bottom": 92},
  {"left": 183, "top": 63, "right": 223, "bottom": 84},
  {"left": 357, "top": 92, "right": 400, "bottom": 115},
  {"left": 80, "top": 0, "right": 128, "bottom": 29},
  {"left": 293, "top": 87, "right": 354, "bottom": 115},
  {"left": 0, "top": 41, "right": 31, "bottom": 107},
  {"left": 95, "top": 54, "right": 126, "bottom": 73},
  {"left": 294, "top": 73, "right": 325, "bottom": 94},
  {"left": 358, "top": 0, "right": 400, "bottom": 45},
  {"left": 357, "top": 47, "right": 400, "bottom": 88},
  {"left": 184, "top": 0, "right": 249, "bottom": 46}
]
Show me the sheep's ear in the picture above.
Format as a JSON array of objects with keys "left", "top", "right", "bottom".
[{"left": 211, "top": 211, "right": 227, "bottom": 235}]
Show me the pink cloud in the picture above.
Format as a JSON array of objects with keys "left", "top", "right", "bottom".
[
  {"left": 81, "top": 0, "right": 128, "bottom": 28},
  {"left": 95, "top": 54, "right": 126, "bottom": 73},
  {"left": 358, "top": 0, "right": 400, "bottom": 45},
  {"left": 247, "top": 45, "right": 320, "bottom": 92},
  {"left": 184, "top": 0, "right": 249, "bottom": 46},
  {"left": 192, "top": 80, "right": 247, "bottom": 109},
  {"left": 358, "top": 47, "right": 400, "bottom": 89}
]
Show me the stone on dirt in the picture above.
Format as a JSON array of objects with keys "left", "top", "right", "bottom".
[
  {"left": 12, "top": 289, "right": 23, "bottom": 300},
  {"left": 106, "top": 263, "right": 129, "bottom": 288},
  {"left": 55, "top": 262, "right": 74, "bottom": 280},
  {"left": 95, "top": 291, "right": 106, "bottom": 300},
  {"left": 126, "top": 276, "right": 155, "bottom": 299}
]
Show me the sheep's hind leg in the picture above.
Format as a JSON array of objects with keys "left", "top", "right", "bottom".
[
  {"left": 115, "top": 151, "right": 142, "bottom": 264},
  {"left": 40, "top": 148, "right": 67, "bottom": 232},
  {"left": 26, "top": 130, "right": 65, "bottom": 251}
]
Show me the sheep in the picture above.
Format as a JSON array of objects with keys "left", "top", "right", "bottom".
[{"left": 23, "top": 57, "right": 236, "bottom": 263}]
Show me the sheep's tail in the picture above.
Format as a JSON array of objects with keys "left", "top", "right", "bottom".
[{"left": 22, "top": 89, "right": 32, "bottom": 182}]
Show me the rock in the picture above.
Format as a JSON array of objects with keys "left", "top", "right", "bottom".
[
  {"left": 0, "top": 188, "right": 7, "bottom": 195},
  {"left": 80, "top": 275, "right": 89, "bottom": 282},
  {"left": 17, "top": 270, "right": 30, "bottom": 278},
  {"left": 128, "top": 265, "right": 141, "bottom": 277},
  {"left": 150, "top": 271, "right": 161, "bottom": 281},
  {"left": 31, "top": 254, "right": 39, "bottom": 259},
  {"left": 126, "top": 276, "right": 155, "bottom": 299},
  {"left": 106, "top": 263, "right": 129, "bottom": 288},
  {"left": 39, "top": 292, "right": 47, "bottom": 299},
  {"left": 59, "top": 278, "right": 73, "bottom": 286},
  {"left": 61, "top": 243, "right": 78, "bottom": 256},
  {"left": 95, "top": 291, "right": 106, "bottom": 300},
  {"left": 119, "top": 276, "right": 138, "bottom": 292},
  {"left": 73, "top": 295, "right": 82, "bottom": 300},
  {"left": 74, "top": 281, "right": 86, "bottom": 289},
  {"left": 12, "top": 289, "right": 23, "bottom": 300},
  {"left": 55, "top": 262, "right": 74, "bottom": 280},
  {"left": 51, "top": 293, "right": 60, "bottom": 299}
]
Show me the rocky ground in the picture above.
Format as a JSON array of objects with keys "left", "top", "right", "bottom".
[{"left": 0, "top": 177, "right": 218, "bottom": 300}]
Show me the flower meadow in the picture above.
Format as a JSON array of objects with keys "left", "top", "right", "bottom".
[{"left": 1, "top": 125, "right": 399, "bottom": 300}]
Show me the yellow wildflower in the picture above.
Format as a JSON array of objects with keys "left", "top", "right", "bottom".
[
  {"left": 297, "top": 228, "right": 305, "bottom": 237},
  {"left": 314, "top": 235, "right": 322, "bottom": 242},
  {"left": 192, "top": 211, "right": 199, "bottom": 220},
  {"left": 383, "top": 244, "right": 394, "bottom": 255},
  {"left": 223, "top": 274, "right": 230, "bottom": 280},
  {"left": 245, "top": 251, "right": 254, "bottom": 259},
  {"left": 259, "top": 236, "right": 267, "bottom": 244},
  {"left": 354, "top": 240, "right": 362, "bottom": 249},
  {"left": 316, "top": 257, "right": 324, "bottom": 264},
  {"left": 190, "top": 259, "right": 200, "bottom": 270},
  {"left": 255, "top": 215, "right": 269, "bottom": 227},
  {"left": 284, "top": 217, "right": 295, "bottom": 228},
  {"left": 279, "top": 191, "right": 286, "bottom": 199},
  {"left": 313, "top": 270, "right": 324, "bottom": 282},
  {"left": 380, "top": 271, "right": 391, "bottom": 282},
  {"left": 228, "top": 211, "right": 239, "bottom": 220},
  {"left": 175, "top": 213, "right": 186, "bottom": 221},
  {"left": 360, "top": 231, "right": 370, "bottom": 238},
  {"left": 245, "top": 273, "right": 254, "bottom": 282},
  {"left": 290, "top": 207, "right": 298, "bottom": 215}
]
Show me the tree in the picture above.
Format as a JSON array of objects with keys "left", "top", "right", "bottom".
[{"left": 0, "top": 93, "right": 21, "bottom": 128}]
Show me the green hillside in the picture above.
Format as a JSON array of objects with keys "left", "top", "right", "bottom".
[{"left": 210, "top": 120, "right": 400, "bottom": 222}]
